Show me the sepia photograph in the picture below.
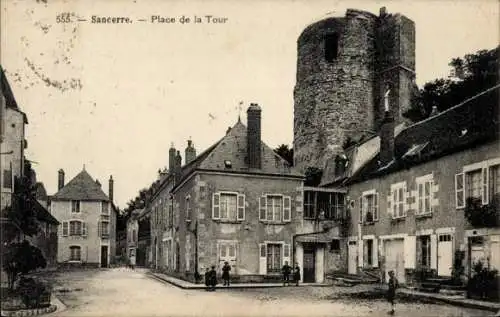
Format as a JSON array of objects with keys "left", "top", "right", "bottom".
[{"left": 0, "top": 0, "right": 499, "bottom": 316}]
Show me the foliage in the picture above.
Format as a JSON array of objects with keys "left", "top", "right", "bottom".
[
  {"left": 2, "top": 240, "right": 47, "bottom": 290},
  {"left": 466, "top": 261, "right": 499, "bottom": 301},
  {"left": 464, "top": 193, "right": 500, "bottom": 228},
  {"left": 4, "top": 161, "right": 39, "bottom": 240},
  {"left": 304, "top": 166, "right": 323, "bottom": 186},
  {"left": 274, "top": 144, "right": 294, "bottom": 167},
  {"left": 404, "top": 46, "right": 499, "bottom": 122},
  {"left": 18, "top": 277, "right": 51, "bottom": 308}
]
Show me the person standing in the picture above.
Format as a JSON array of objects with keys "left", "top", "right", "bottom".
[
  {"left": 282, "top": 261, "right": 291, "bottom": 286},
  {"left": 209, "top": 265, "right": 217, "bottom": 291},
  {"left": 204, "top": 267, "right": 210, "bottom": 291},
  {"left": 293, "top": 263, "right": 301, "bottom": 286},
  {"left": 129, "top": 253, "right": 136, "bottom": 270},
  {"left": 387, "top": 270, "right": 399, "bottom": 314},
  {"left": 222, "top": 261, "right": 231, "bottom": 286}
]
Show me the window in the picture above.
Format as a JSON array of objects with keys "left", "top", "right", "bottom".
[
  {"left": 391, "top": 183, "right": 406, "bottom": 218},
  {"left": 69, "top": 246, "right": 81, "bottom": 261},
  {"left": 324, "top": 33, "right": 339, "bottom": 62},
  {"left": 101, "top": 201, "right": 109, "bottom": 214},
  {"left": 260, "top": 195, "right": 291, "bottom": 222},
  {"left": 99, "top": 221, "right": 109, "bottom": 237},
  {"left": 330, "top": 239, "right": 340, "bottom": 252},
  {"left": 266, "top": 244, "right": 282, "bottom": 273},
  {"left": 69, "top": 220, "right": 85, "bottom": 236},
  {"left": 419, "top": 235, "right": 431, "bottom": 267},
  {"left": 71, "top": 200, "right": 80, "bottom": 213},
  {"left": 212, "top": 192, "right": 245, "bottom": 221},
  {"left": 456, "top": 161, "right": 500, "bottom": 208},
  {"left": 2, "top": 168, "right": 12, "bottom": 189},
  {"left": 168, "top": 198, "right": 174, "bottom": 227},
  {"left": 224, "top": 160, "right": 232, "bottom": 169},
  {"left": 359, "top": 191, "right": 379, "bottom": 223},
  {"left": 303, "top": 191, "right": 315, "bottom": 219},
  {"left": 186, "top": 196, "right": 191, "bottom": 222},
  {"left": 416, "top": 175, "right": 433, "bottom": 215},
  {"left": 365, "top": 240, "right": 373, "bottom": 266},
  {"left": 303, "top": 191, "right": 345, "bottom": 220}
]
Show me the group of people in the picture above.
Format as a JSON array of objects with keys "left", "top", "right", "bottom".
[
  {"left": 281, "top": 261, "right": 301, "bottom": 286},
  {"left": 204, "top": 262, "right": 232, "bottom": 291}
]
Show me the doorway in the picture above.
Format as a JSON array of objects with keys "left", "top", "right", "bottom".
[
  {"left": 303, "top": 245, "right": 316, "bottom": 283},
  {"left": 348, "top": 240, "right": 357, "bottom": 274},
  {"left": 101, "top": 246, "right": 108, "bottom": 268},
  {"left": 437, "top": 234, "right": 453, "bottom": 276}
]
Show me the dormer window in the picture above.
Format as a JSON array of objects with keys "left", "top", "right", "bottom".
[
  {"left": 325, "top": 33, "right": 339, "bottom": 62},
  {"left": 224, "top": 160, "right": 232, "bottom": 169}
]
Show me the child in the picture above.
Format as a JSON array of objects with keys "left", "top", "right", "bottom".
[
  {"left": 387, "top": 270, "right": 399, "bottom": 315},
  {"left": 282, "top": 261, "right": 291, "bottom": 286},
  {"left": 204, "top": 267, "right": 210, "bottom": 291},
  {"left": 222, "top": 261, "right": 231, "bottom": 286},
  {"left": 293, "top": 263, "right": 301, "bottom": 286}
]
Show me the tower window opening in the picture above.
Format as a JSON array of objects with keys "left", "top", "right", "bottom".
[{"left": 325, "top": 33, "right": 339, "bottom": 62}]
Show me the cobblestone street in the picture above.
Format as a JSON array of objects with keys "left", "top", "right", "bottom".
[{"left": 45, "top": 268, "right": 492, "bottom": 317}]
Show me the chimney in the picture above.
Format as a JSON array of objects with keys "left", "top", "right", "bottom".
[
  {"left": 379, "top": 110, "right": 395, "bottom": 166},
  {"left": 57, "top": 169, "right": 65, "bottom": 190},
  {"left": 168, "top": 143, "right": 176, "bottom": 175},
  {"left": 185, "top": 139, "right": 197, "bottom": 165},
  {"left": 108, "top": 175, "right": 114, "bottom": 202},
  {"left": 96, "top": 179, "right": 101, "bottom": 187},
  {"left": 247, "top": 103, "right": 262, "bottom": 169},
  {"left": 174, "top": 151, "right": 182, "bottom": 182}
]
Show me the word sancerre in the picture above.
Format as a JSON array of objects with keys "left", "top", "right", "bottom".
[{"left": 91, "top": 16, "right": 132, "bottom": 23}]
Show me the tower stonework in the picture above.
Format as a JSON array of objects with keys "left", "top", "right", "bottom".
[{"left": 293, "top": 8, "right": 417, "bottom": 172}]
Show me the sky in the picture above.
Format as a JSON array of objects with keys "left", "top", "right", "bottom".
[{"left": 1, "top": 0, "right": 498, "bottom": 209}]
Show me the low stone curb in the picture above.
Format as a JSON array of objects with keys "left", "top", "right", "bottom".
[
  {"left": 398, "top": 289, "right": 500, "bottom": 313},
  {"left": 1, "top": 305, "right": 57, "bottom": 317}
]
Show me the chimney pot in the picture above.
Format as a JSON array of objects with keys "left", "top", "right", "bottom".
[
  {"left": 169, "top": 143, "right": 176, "bottom": 175},
  {"left": 185, "top": 139, "right": 196, "bottom": 165},
  {"left": 108, "top": 175, "right": 114, "bottom": 202},
  {"left": 247, "top": 103, "right": 262, "bottom": 169},
  {"left": 57, "top": 169, "right": 65, "bottom": 191}
]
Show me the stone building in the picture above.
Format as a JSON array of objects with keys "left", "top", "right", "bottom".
[
  {"left": 322, "top": 85, "right": 499, "bottom": 285},
  {"left": 50, "top": 169, "right": 117, "bottom": 267},
  {"left": 148, "top": 104, "right": 304, "bottom": 282},
  {"left": 293, "top": 8, "right": 418, "bottom": 172}
]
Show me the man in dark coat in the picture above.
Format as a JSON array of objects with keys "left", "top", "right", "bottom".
[
  {"left": 209, "top": 265, "right": 217, "bottom": 291},
  {"left": 387, "top": 270, "right": 399, "bottom": 314},
  {"left": 204, "top": 267, "right": 210, "bottom": 291},
  {"left": 282, "top": 261, "right": 291, "bottom": 286},
  {"left": 222, "top": 261, "right": 231, "bottom": 286},
  {"left": 293, "top": 263, "right": 301, "bottom": 286}
]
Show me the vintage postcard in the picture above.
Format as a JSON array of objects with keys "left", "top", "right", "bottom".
[{"left": 1, "top": 0, "right": 499, "bottom": 316}]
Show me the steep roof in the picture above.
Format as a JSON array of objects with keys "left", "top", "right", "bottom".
[
  {"left": 343, "top": 85, "right": 500, "bottom": 184},
  {"left": 0, "top": 66, "right": 28, "bottom": 123},
  {"left": 35, "top": 199, "right": 59, "bottom": 225},
  {"left": 171, "top": 119, "right": 303, "bottom": 192},
  {"left": 35, "top": 182, "right": 48, "bottom": 201},
  {"left": 52, "top": 169, "right": 110, "bottom": 201}
]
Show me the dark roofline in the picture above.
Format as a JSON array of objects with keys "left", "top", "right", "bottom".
[
  {"left": 1, "top": 66, "right": 28, "bottom": 124},
  {"left": 35, "top": 199, "right": 60, "bottom": 225}
]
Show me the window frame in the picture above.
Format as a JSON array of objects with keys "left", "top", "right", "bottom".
[
  {"left": 212, "top": 191, "right": 245, "bottom": 221},
  {"left": 185, "top": 195, "right": 191, "bottom": 222},
  {"left": 390, "top": 182, "right": 407, "bottom": 219},
  {"left": 259, "top": 194, "right": 291, "bottom": 223},
  {"left": 71, "top": 200, "right": 81, "bottom": 213},
  {"left": 416, "top": 174, "right": 434, "bottom": 216},
  {"left": 359, "top": 189, "right": 379, "bottom": 223},
  {"left": 69, "top": 245, "right": 82, "bottom": 262}
]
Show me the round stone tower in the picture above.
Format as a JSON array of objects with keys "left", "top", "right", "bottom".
[{"left": 293, "top": 8, "right": 416, "bottom": 172}]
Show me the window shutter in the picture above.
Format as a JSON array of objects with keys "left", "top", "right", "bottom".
[
  {"left": 387, "top": 192, "right": 392, "bottom": 216},
  {"left": 403, "top": 184, "right": 408, "bottom": 216},
  {"left": 237, "top": 194, "right": 245, "bottom": 220},
  {"left": 455, "top": 173, "right": 465, "bottom": 208},
  {"left": 358, "top": 196, "right": 363, "bottom": 224},
  {"left": 82, "top": 222, "right": 87, "bottom": 237},
  {"left": 482, "top": 167, "right": 489, "bottom": 205},
  {"left": 374, "top": 193, "right": 379, "bottom": 221},
  {"left": 373, "top": 238, "right": 379, "bottom": 268},
  {"left": 404, "top": 235, "right": 416, "bottom": 269},
  {"left": 430, "top": 234, "right": 437, "bottom": 270},
  {"left": 283, "top": 196, "right": 291, "bottom": 222},
  {"left": 283, "top": 244, "right": 291, "bottom": 265},
  {"left": 259, "top": 243, "right": 267, "bottom": 274},
  {"left": 259, "top": 195, "right": 267, "bottom": 220},
  {"left": 212, "top": 193, "right": 220, "bottom": 219},
  {"left": 393, "top": 189, "right": 398, "bottom": 217},
  {"left": 358, "top": 239, "right": 364, "bottom": 267},
  {"left": 98, "top": 221, "right": 102, "bottom": 237},
  {"left": 62, "top": 221, "right": 68, "bottom": 237},
  {"left": 429, "top": 180, "right": 434, "bottom": 213},
  {"left": 417, "top": 183, "right": 423, "bottom": 215}
]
